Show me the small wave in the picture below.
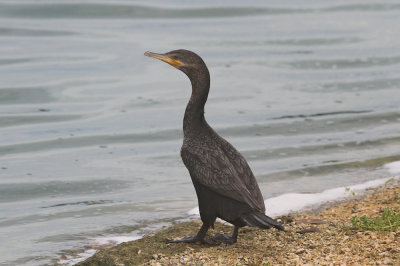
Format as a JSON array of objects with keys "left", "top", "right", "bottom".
[
  {"left": 61, "top": 249, "right": 97, "bottom": 266},
  {"left": 60, "top": 231, "right": 141, "bottom": 265},
  {"left": 43, "top": 200, "right": 114, "bottom": 208},
  {"left": 273, "top": 110, "right": 371, "bottom": 120},
  {"left": 385, "top": 160, "right": 400, "bottom": 174}
]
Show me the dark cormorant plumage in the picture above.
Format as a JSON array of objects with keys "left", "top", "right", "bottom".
[{"left": 145, "top": 49, "right": 284, "bottom": 244}]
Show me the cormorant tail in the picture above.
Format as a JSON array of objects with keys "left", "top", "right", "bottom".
[{"left": 241, "top": 212, "right": 284, "bottom": 231}]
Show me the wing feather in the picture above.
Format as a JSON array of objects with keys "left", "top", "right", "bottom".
[{"left": 181, "top": 132, "right": 265, "bottom": 212}]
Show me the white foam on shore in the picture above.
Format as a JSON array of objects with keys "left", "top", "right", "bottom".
[
  {"left": 265, "top": 177, "right": 395, "bottom": 217},
  {"left": 63, "top": 249, "right": 97, "bottom": 266},
  {"left": 94, "top": 234, "right": 142, "bottom": 246},
  {"left": 385, "top": 160, "right": 400, "bottom": 174},
  {"left": 188, "top": 176, "right": 399, "bottom": 218},
  {"left": 62, "top": 234, "right": 142, "bottom": 265}
]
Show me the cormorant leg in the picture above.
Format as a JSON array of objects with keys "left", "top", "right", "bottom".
[
  {"left": 213, "top": 225, "right": 239, "bottom": 244},
  {"left": 167, "top": 224, "right": 216, "bottom": 245}
]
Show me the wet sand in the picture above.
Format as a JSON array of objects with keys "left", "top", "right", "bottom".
[{"left": 76, "top": 178, "right": 400, "bottom": 265}]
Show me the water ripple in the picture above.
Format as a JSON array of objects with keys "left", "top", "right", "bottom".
[
  {"left": 0, "top": 87, "right": 53, "bottom": 104},
  {"left": 287, "top": 56, "right": 400, "bottom": 70},
  {"left": 322, "top": 78, "right": 400, "bottom": 91},
  {"left": 0, "top": 3, "right": 305, "bottom": 19},
  {"left": 0, "top": 114, "right": 82, "bottom": 128},
  {"left": 0, "top": 27, "right": 76, "bottom": 37}
]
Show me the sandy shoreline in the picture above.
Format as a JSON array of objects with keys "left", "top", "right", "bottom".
[{"left": 75, "top": 178, "right": 400, "bottom": 265}]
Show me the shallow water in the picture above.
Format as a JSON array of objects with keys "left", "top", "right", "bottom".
[{"left": 1, "top": 0, "right": 400, "bottom": 265}]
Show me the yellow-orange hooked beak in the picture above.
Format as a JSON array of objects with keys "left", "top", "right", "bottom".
[{"left": 144, "top": 51, "right": 182, "bottom": 67}]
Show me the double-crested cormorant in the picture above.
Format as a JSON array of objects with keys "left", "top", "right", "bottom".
[{"left": 145, "top": 49, "right": 284, "bottom": 244}]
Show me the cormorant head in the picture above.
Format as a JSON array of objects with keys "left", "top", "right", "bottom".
[{"left": 144, "top": 49, "right": 208, "bottom": 80}]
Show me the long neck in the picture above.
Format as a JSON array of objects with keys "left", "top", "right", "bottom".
[{"left": 183, "top": 66, "right": 210, "bottom": 136}]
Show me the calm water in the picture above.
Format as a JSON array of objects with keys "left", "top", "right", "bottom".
[{"left": 1, "top": 0, "right": 400, "bottom": 264}]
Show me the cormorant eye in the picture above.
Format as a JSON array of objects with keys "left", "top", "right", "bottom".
[{"left": 173, "top": 55, "right": 179, "bottom": 60}]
